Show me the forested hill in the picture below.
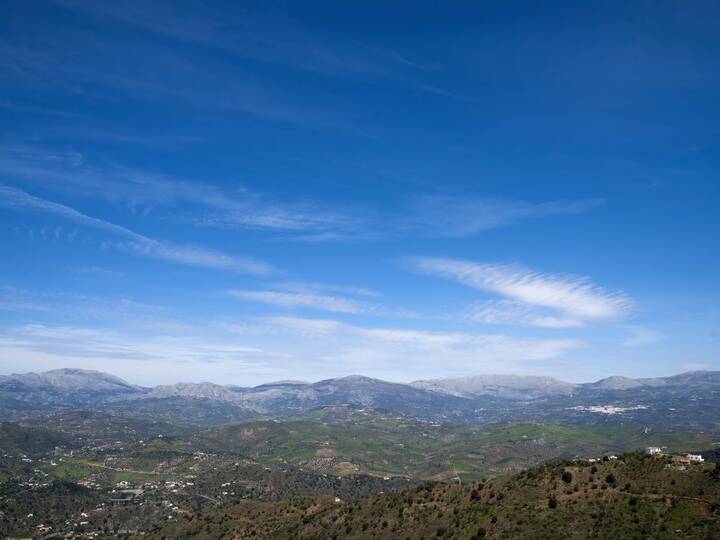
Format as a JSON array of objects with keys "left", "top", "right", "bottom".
[{"left": 153, "top": 452, "right": 720, "bottom": 539}]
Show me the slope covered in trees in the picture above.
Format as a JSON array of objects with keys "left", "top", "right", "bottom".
[{"left": 153, "top": 453, "right": 720, "bottom": 539}]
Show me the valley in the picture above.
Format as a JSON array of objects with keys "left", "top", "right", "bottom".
[{"left": 1, "top": 369, "right": 719, "bottom": 538}]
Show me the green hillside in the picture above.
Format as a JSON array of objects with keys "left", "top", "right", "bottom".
[
  {"left": 153, "top": 453, "right": 720, "bottom": 539},
  {"left": 189, "top": 407, "right": 711, "bottom": 481},
  {"left": 0, "top": 421, "right": 71, "bottom": 457}
]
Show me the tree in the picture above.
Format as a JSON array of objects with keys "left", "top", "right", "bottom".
[
  {"left": 711, "top": 462, "right": 720, "bottom": 481},
  {"left": 561, "top": 471, "right": 573, "bottom": 484}
]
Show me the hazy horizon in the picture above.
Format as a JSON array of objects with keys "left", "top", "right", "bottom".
[{"left": 1, "top": 1, "right": 718, "bottom": 387}]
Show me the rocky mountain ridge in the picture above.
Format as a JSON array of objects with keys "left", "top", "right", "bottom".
[
  {"left": 411, "top": 373, "right": 578, "bottom": 399},
  {"left": 6, "top": 368, "right": 717, "bottom": 397},
  {"left": 0, "top": 368, "right": 144, "bottom": 393},
  {"left": 2, "top": 368, "right": 719, "bottom": 431}
]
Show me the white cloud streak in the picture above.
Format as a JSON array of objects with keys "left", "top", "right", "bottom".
[
  {"left": 0, "top": 287, "right": 168, "bottom": 321},
  {"left": 0, "top": 313, "right": 584, "bottom": 384},
  {"left": 228, "top": 289, "right": 372, "bottom": 314},
  {"left": 465, "top": 300, "right": 585, "bottom": 328},
  {"left": 227, "top": 315, "right": 584, "bottom": 363},
  {"left": 0, "top": 146, "right": 366, "bottom": 239},
  {"left": 404, "top": 196, "right": 605, "bottom": 238},
  {"left": 0, "top": 184, "right": 275, "bottom": 275},
  {"left": 270, "top": 281, "right": 381, "bottom": 299},
  {"left": 411, "top": 257, "right": 633, "bottom": 326},
  {"left": 1, "top": 146, "right": 606, "bottom": 243}
]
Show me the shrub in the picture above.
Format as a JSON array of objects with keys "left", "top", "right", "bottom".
[{"left": 561, "top": 471, "right": 573, "bottom": 484}]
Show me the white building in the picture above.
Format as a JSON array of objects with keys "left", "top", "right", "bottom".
[
  {"left": 687, "top": 454, "right": 704, "bottom": 463},
  {"left": 645, "top": 447, "right": 663, "bottom": 455}
]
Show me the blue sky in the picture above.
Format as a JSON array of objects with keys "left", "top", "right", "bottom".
[{"left": 1, "top": 0, "right": 718, "bottom": 386}]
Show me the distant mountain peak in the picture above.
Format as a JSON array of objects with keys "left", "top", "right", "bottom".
[
  {"left": 0, "top": 368, "right": 139, "bottom": 392},
  {"left": 333, "top": 375, "right": 387, "bottom": 383},
  {"left": 411, "top": 373, "right": 577, "bottom": 399},
  {"left": 587, "top": 375, "right": 645, "bottom": 390},
  {"left": 2, "top": 368, "right": 719, "bottom": 427},
  {"left": 148, "top": 382, "right": 240, "bottom": 402}
]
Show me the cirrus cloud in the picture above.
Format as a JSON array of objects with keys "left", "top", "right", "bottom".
[
  {"left": 410, "top": 257, "right": 633, "bottom": 327},
  {"left": 0, "top": 184, "right": 276, "bottom": 275},
  {"left": 228, "top": 289, "right": 372, "bottom": 314}
]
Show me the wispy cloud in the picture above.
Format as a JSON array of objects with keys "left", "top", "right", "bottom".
[
  {"left": 0, "top": 286, "right": 178, "bottom": 326},
  {"left": 0, "top": 183, "right": 146, "bottom": 240},
  {"left": 231, "top": 315, "right": 585, "bottom": 376},
  {"left": 403, "top": 195, "right": 605, "bottom": 238},
  {"left": 0, "top": 323, "right": 283, "bottom": 385},
  {"left": 228, "top": 289, "right": 372, "bottom": 314},
  {"left": 270, "top": 281, "right": 381, "bottom": 299},
  {"left": 264, "top": 315, "right": 581, "bottom": 357},
  {"left": 0, "top": 287, "right": 56, "bottom": 314},
  {"left": 0, "top": 18, "right": 382, "bottom": 134},
  {"left": 411, "top": 257, "right": 633, "bottom": 327},
  {"left": 0, "top": 146, "right": 367, "bottom": 240},
  {"left": 0, "top": 184, "right": 275, "bottom": 275},
  {"left": 465, "top": 300, "right": 585, "bottom": 328},
  {"left": 0, "top": 310, "right": 583, "bottom": 384},
  {"left": 193, "top": 198, "right": 366, "bottom": 238},
  {"left": 226, "top": 284, "right": 420, "bottom": 318},
  {"left": 76, "top": 266, "right": 126, "bottom": 279},
  {"left": 622, "top": 325, "right": 663, "bottom": 347},
  {"left": 54, "top": 0, "right": 424, "bottom": 82},
  {"left": 1, "top": 146, "right": 605, "bottom": 243},
  {"left": 4, "top": 0, "right": 463, "bottom": 143}
]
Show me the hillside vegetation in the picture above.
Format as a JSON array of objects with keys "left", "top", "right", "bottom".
[
  {"left": 189, "top": 406, "right": 711, "bottom": 481},
  {"left": 153, "top": 453, "right": 720, "bottom": 539},
  {"left": 1, "top": 408, "right": 718, "bottom": 538}
]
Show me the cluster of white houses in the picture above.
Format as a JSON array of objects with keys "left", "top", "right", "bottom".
[{"left": 645, "top": 447, "right": 705, "bottom": 462}]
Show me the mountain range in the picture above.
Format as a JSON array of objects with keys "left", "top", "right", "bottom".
[{"left": 2, "top": 368, "right": 719, "bottom": 431}]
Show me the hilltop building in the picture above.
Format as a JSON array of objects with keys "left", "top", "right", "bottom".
[{"left": 669, "top": 453, "right": 705, "bottom": 464}]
